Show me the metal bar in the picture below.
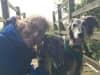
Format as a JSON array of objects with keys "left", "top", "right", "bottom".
[
  {"left": 58, "top": 4, "right": 65, "bottom": 32},
  {"left": 58, "top": 4, "right": 62, "bottom": 21},
  {"left": 16, "top": 6, "right": 21, "bottom": 16},
  {"left": 72, "top": 0, "right": 100, "bottom": 17},
  {"left": 1, "top": 0, "right": 9, "bottom": 19},
  {"left": 57, "top": 4, "right": 62, "bottom": 32},
  {"left": 8, "top": 2, "right": 17, "bottom": 12},
  {"left": 68, "top": 0, "right": 75, "bottom": 23},
  {"left": 52, "top": 11, "right": 58, "bottom": 30},
  {"left": 22, "top": 13, "right": 26, "bottom": 18},
  {"left": 54, "top": 0, "right": 68, "bottom": 17},
  {"left": 61, "top": 0, "right": 68, "bottom": 8},
  {"left": 52, "top": 11, "right": 56, "bottom": 24}
]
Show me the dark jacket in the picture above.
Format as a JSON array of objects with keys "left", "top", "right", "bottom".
[{"left": 0, "top": 22, "right": 35, "bottom": 75}]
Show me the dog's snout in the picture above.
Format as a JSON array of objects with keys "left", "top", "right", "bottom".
[{"left": 78, "top": 33, "right": 83, "bottom": 38}]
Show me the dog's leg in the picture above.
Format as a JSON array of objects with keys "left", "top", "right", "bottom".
[{"left": 45, "top": 56, "right": 52, "bottom": 75}]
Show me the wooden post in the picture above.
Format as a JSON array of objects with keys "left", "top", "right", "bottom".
[
  {"left": 22, "top": 13, "right": 26, "bottom": 18},
  {"left": 52, "top": 11, "right": 58, "bottom": 30},
  {"left": 1, "top": 0, "right": 9, "bottom": 20},
  {"left": 57, "top": 4, "right": 62, "bottom": 33},
  {"left": 68, "top": 0, "right": 75, "bottom": 23},
  {"left": 52, "top": 11, "right": 56, "bottom": 24},
  {"left": 57, "top": 4, "right": 65, "bottom": 32},
  {"left": 16, "top": 6, "right": 21, "bottom": 18}
]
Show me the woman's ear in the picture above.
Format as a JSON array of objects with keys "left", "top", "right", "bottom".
[{"left": 16, "top": 18, "right": 26, "bottom": 32}]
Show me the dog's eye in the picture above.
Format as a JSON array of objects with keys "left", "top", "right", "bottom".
[{"left": 73, "top": 24, "right": 77, "bottom": 27}]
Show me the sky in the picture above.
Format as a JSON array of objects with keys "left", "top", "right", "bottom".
[
  {"left": 0, "top": 0, "right": 81, "bottom": 21},
  {"left": 0, "top": 0, "right": 56, "bottom": 22},
  {"left": 0, "top": 0, "right": 80, "bottom": 29}
]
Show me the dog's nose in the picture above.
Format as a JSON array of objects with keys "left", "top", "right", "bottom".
[{"left": 78, "top": 33, "right": 83, "bottom": 38}]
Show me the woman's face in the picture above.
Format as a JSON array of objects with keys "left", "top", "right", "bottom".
[{"left": 21, "top": 24, "right": 46, "bottom": 48}]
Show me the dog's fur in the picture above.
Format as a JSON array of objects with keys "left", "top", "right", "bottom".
[
  {"left": 37, "top": 16, "right": 99, "bottom": 75},
  {"left": 67, "top": 16, "right": 99, "bottom": 75}
]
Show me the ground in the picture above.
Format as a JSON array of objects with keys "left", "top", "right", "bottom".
[{"left": 32, "top": 58, "right": 100, "bottom": 75}]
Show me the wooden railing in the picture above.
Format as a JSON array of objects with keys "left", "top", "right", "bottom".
[{"left": 83, "top": 55, "right": 100, "bottom": 71}]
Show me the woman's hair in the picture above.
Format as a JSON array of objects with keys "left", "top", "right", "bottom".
[{"left": 16, "top": 16, "right": 49, "bottom": 32}]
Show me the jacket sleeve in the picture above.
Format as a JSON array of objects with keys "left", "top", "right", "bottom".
[{"left": 0, "top": 35, "right": 17, "bottom": 75}]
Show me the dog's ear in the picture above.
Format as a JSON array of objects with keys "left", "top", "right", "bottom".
[{"left": 82, "top": 16, "right": 99, "bottom": 36}]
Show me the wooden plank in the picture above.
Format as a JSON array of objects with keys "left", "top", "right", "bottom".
[
  {"left": 82, "top": 64, "right": 99, "bottom": 75},
  {"left": 62, "top": 0, "right": 100, "bottom": 21},
  {"left": 83, "top": 55, "right": 100, "bottom": 70},
  {"left": 72, "top": 0, "right": 100, "bottom": 17}
]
